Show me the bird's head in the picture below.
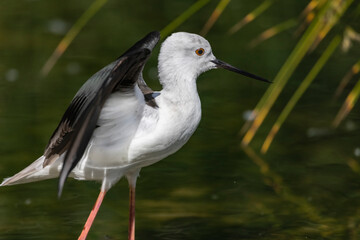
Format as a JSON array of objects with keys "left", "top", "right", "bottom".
[{"left": 158, "top": 32, "right": 270, "bottom": 85}]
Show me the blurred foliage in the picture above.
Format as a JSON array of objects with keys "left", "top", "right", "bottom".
[
  {"left": 240, "top": 0, "right": 358, "bottom": 152},
  {"left": 42, "top": 0, "right": 359, "bottom": 152},
  {"left": 1, "top": 0, "right": 360, "bottom": 239}
]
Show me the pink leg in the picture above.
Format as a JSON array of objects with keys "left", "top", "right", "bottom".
[
  {"left": 128, "top": 184, "right": 136, "bottom": 240},
  {"left": 78, "top": 191, "right": 106, "bottom": 240}
]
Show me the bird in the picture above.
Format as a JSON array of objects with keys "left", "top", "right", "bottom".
[{"left": 0, "top": 31, "right": 269, "bottom": 240}]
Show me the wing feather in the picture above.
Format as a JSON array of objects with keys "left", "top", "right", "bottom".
[{"left": 40, "top": 31, "right": 160, "bottom": 196}]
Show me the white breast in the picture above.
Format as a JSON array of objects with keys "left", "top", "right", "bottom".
[{"left": 127, "top": 88, "right": 202, "bottom": 169}]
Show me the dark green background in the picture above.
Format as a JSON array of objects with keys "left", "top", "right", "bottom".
[{"left": 0, "top": 0, "right": 359, "bottom": 239}]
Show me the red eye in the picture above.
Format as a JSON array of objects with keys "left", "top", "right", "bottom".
[{"left": 195, "top": 48, "right": 205, "bottom": 56}]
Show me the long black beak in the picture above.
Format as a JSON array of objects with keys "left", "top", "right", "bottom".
[{"left": 211, "top": 59, "right": 271, "bottom": 83}]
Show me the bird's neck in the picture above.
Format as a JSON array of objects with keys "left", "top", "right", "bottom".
[
  {"left": 158, "top": 63, "right": 200, "bottom": 104},
  {"left": 155, "top": 68, "right": 202, "bottom": 155},
  {"left": 161, "top": 76, "right": 199, "bottom": 107}
]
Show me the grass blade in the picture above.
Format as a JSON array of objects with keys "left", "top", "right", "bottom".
[
  {"left": 299, "top": 0, "right": 320, "bottom": 19},
  {"left": 332, "top": 78, "right": 360, "bottom": 127},
  {"left": 294, "top": 0, "right": 326, "bottom": 37},
  {"left": 228, "top": 0, "right": 273, "bottom": 35},
  {"left": 342, "top": 27, "right": 360, "bottom": 52},
  {"left": 160, "top": 0, "right": 210, "bottom": 39},
  {"left": 249, "top": 18, "right": 297, "bottom": 48},
  {"left": 334, "top": 60, "right": 360, "bottom": 99},
  {"left": 200, "top": 0, "right": 231, "bottom": 36},
  {"left": 241, "top": 0, "right": 353, "bottom": 147},
  {"left": 310, "top": 0, "right": 354, "bottom": 52},
  {"left": 261, "top": 35, "right": 341, "bottom": 154},
  {"left": 40, "top": 0, "right": 108, "bottom": 76}
]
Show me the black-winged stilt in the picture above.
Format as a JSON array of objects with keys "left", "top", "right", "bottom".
[{"left": 1, "top": 31, "right": 269, "bottom": 240}]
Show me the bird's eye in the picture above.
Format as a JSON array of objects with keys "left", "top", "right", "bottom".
[{"left": 195, "top": 48, "right": 205, "bottom": 56}]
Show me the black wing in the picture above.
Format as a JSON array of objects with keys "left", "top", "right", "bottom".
[{"left": 42, "top": 31, "right": 160, "bottom": 196}]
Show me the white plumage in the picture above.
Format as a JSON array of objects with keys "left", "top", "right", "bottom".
[
  {"left": 1, "top": 31, "right": 268, "bottom": 240},
  {"left": 0, "top": 32, "right": 214, "bottom": 190}
]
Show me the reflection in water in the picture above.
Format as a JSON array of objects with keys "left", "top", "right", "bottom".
[{"left": 0, "top": 0, "right": 360, "bottom": 239}]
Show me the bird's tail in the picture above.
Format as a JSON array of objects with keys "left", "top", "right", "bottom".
[{"left": 1, "top": 156, "right": 56, "bottom": 186}]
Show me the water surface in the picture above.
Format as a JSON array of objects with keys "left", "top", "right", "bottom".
[{"left": 0, "top": 0, "right": 360, "bottom": 239}]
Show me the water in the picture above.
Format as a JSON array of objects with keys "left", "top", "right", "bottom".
[{"left": 0, "top": 0, "right": 360, "bottom": 239}]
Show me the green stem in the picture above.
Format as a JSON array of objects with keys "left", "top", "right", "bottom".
[
  {"left": 160, "top": 0, "right": 210, "bottom": 39},
  {"left": 261, "top": 35, "right": 341, "bottom": 153},
  {"left": 40, "top": 0, "right": 108, "bottom": 76}
]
